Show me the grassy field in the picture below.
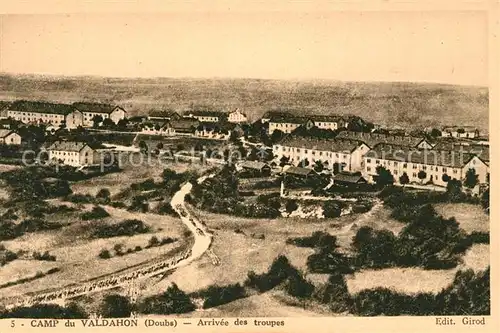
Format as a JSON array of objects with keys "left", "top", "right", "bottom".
[
  {"left": 137, "top": 197, "right": 489, "bottom": 314},
  {"left": 0, "top": 74, "right": 489, "bottom": 132},
  {"left": 70, "top": 154, "right": 209, "bottom": 197},
  {"left": 434, "top": 203, "right": 490, "bottom": 234},
  {"left": 0, "top": 201, "right": 191, "bottom": 298}
]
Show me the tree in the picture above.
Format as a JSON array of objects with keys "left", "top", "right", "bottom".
[
  {"left": 399, "top": 172, "right": 410, "bottom": 186},
  {"left": 313, "top": 160, "right": 324, "bottom": 173},
  {"left": 92, "top": 115, "right": 103, "bottom": 128},
  {"left": 100, "top": 294, "right": 132, "bottom": 318},
  {"left": 117, "top": 118, "right": 129, "bottom": 129},
  {"left": 270, "top": 129, "right": 285, "bottom": 143},
  {"left": 417, "top": 170, "right": 427, "bottom": 184},
  {"left": 442, "top": 174, "right": 451, "bottom": 183},
  {"left": 430, "top": 128, "right": 442, "bottom": 137},
  {"left": 96, "top": 188, "right": 111, "bottom": 204},
  {"left": 279, "top": 156, "right": 290, "bottom": 168},
  {"left": 297, "top": 158, "right": 310, "bottom": 168},
  {"left": 323, "top": 201, "right": 341, "bottom": 218},
  {"left": 102, "top": 118, "right": 115, "bottom": 128},
  {"left": 481, "top": 188, "right": 489, "bottom": 212},
  {"left": 285, "top": 200, "right": 298, "bottom": 215},
  {"left": 464, "top": 168, "right": 478, "bottom": 189},
  {"left": 156, "top": 142, "right": 164, "bottom": 150},
  {"left": 446, "top": 179, "right": 464, "bottom": 202},
  {"left": 285, "top": 270, "right": 315, "bottom": 299},
  {"left": 138, "top": 140, "right": 148, "bottom": 153},
  {"left": 332, "top": 162, "right": 341, "bottom": 174},
  {"left": 374, "top": 166, "right": 394, "bottom": 187},
  {"left": 98, "top": 249, "right": 111, "bottom": 259},
  {"left": 138, "top": 283, "right": 195, "bottom": 314}
]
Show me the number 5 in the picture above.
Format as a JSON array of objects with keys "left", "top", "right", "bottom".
[{"left": 11, "top": 320, "right": 15, "bottom": 327}]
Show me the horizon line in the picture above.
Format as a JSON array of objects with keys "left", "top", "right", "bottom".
[{"left": 0, "top": 71, "right": 489, "bottom": 89}]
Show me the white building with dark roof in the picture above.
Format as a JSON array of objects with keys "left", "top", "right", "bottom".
[
  {"left": 273, "top": 136, "right": 370, "bottom": 172},
  {"left": 45, "top": 141, "right": 98, "bottom": 167},
  {"left": 228, "top": 108, "right": 248, "bottom": 123},
  {"left": 363, "top": 146, "right": 489, "bottom": 187},
  {"left": 441, "top": 126, "right": 479, "bottom": 139},
  {"left": 0, "top": 130, "right": 21, "bottom": 145},
  {"left": 337, "top": 131, "right": 433, "bottom": 149},
  {"left": 72, "top": 102, "right": 126, "bottom": 127},
  {"left": 6, "top": 101, "right": 83, "bottom": 129}
]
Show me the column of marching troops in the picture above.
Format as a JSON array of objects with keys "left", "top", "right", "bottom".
[{"left": 1, "top": 248, "right": 193, "bottom": 309}]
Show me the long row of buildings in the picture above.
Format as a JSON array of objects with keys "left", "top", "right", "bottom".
[{"left": 272, "top": 130, "right": 489, "bottom": 187}]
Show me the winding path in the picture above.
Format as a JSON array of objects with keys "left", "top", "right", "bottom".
[{"left": 0, "top": 175, "right": 213, "bottom": 309}]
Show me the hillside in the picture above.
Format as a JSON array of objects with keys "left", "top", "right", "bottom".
[{"left": 0, "top": 74, "right": 489, "bottom": 133}]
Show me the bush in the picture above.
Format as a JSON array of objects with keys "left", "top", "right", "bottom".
[
  {"left": 285, "top": 270, "right": 315, "bottom": 299},
  {"left": 323, "top": 201, "right": 341, "bottom": 218},
  {"left": 99, "top": 295, "right": 132, "bottom": 318},
  {"left": 313, "top": 274, "right": 352, "bottom": 313},
  {"left": 33, "top": 251, "right": 56, "bottom": 261},
  {"left": 285, "top": 200, "right": 298, "bottom": 214},
  {"left": 81, "top": 206, "right": 110, "bottom": 221},
  {"left": 245, "top": 255, "right": 296, "bottom": 292},
  {"left": 138, "top": 283, "right": 195, "bottom": 314},
  {"left": 95, "top": 188, "right": 111, "bottom": 204},
  {"left": 98, "top": 249, "right": 111, "bottom": 259},
  {"left": 198, "top": 283, "right": 247, "bottom": 309},
  {"left": 93, "top": 219, "right": 150, "bottom": 238},
  {"left": 0, "top": 303, "right": 88, "bottom": 319}
]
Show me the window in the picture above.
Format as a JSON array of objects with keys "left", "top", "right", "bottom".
[
  {"left": 453, "top": 169, "right": 458, "bottom": 174},
  {"left": 394, "top": 170, "right": 398, "bottom": 175},
  {"left": 367, "top": 159, "right": 371, "bottom": 163},
  {"left": 423, "top": 166, "right": 427, "bottom": 170},
  {"left": 394, "top": 161, "right": 398, "bottom": 166},
  {"left": 412, "top": 164, "right": 417, "bottom": 169},
  {"left": 442, "top": 167, "right": 447, "bottom": 173},
  {"left": 375, "top": 160, "right": 380, "bottom": 164},
  {"left": 403, "top": 163, "right": 407, "bottom": 168},
  {"left": 367, "top": 166, "right": 371, "bottom": 172},
  {"left": 413, "top": 173, "right": 417, "bottom": 177}
]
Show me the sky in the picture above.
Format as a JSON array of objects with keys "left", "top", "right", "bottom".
[{"left": 0, "top": 11, "right": 489, "bottom": 86}]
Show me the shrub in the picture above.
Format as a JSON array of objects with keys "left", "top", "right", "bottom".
[
  {"left": 285, "top": 270, "right": 315, "bottom": 299},
  {"left": 138, "top": 283, "right": 195, "bottom": 314},
  {"left": 98, "top": 249, "right": 111, "bottom": 259},
  {"left": 81, "top": 206, "right": 110, "bottom": 221},
  {"left": 93, "top": 219, "right": 149, "bottom": 238},
  {"left": 245, "top": 255, "right": 296, "bottom": 292},
  {"left": 148, "top": 236, "right": 159, "bottom": 247},
  {"left": 99, "top": 295, "right": 132, "bottom": 318},
  {"left": 323, "top": 201, "right": 341, "bottom": 218},
  {"left": 95, "top": 188, "right": 111, "bottom": 204},
  {"left": 198, "top": 283, "right": 247, "bottom": 309},
  {"left": 0, "top": 303, "right": 88, "bottom": 319},
  {"left": 313, "top": 274, "right": 352, "bottom": 313},
  {"left": 285, "top": 200, "right": 298, "bottom": 214}
]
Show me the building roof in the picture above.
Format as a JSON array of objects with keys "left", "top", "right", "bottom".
[
  {"left": 47, "top": 141, "right": 92, "bottom": 152},
  {"left": 72, "top": 102, "right": 123, "bottom": 114},
  {"left": 186, "top": 110, "right": 226, "bottom": 118},
  {"left": 240, "top": 160, "right": 270, "bottom": 171},
  {"left": 334, "top": 172, "right": 366, "bottom": 184},
  {"left": 269, "top": 114, "right": 310, "bottom": 124},
  {"left": 0, "top": 129, "right": 15, "bottom": 138},
  {"left": 277, "top": 135, "right": 363, "bottom": 153},
  {"left": 148, "top": 110, "right": 180, "bottom": 119},
  {"left": 365, "top": 146, "right": 482, "bottom": 168},
  {"left": 432, "top": 142, "right": 489, "bottom": 162},
  {"left": 170, "top": 119, "right": 199, "bottom": 130},
  {"left": 442, "top": 126, "right": 478, "bottom": 132},
  {"left": 284, "top": 166, "right": 316, "bottom": 177},
  {"left": 8, "top": 100, "right": 75, "bottom": 115},
  {"left": 0, "top": 101, "right": 12, "bottom": 111},
  {"left": 309, "top": 115, "right": 347, "bottom": 123},
  {"left": 229, "top": 108, "right": 247, "bottom": 116},
  {"left": 261, "top": 110, "right": 293, "bottom": 119},
  {"left": 337, "top": 131, "right": 427, "bottom": 148}
]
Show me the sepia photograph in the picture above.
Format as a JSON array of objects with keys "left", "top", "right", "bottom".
[{"left": 0, "top": 1, "right": 495, "bottom": 330}]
